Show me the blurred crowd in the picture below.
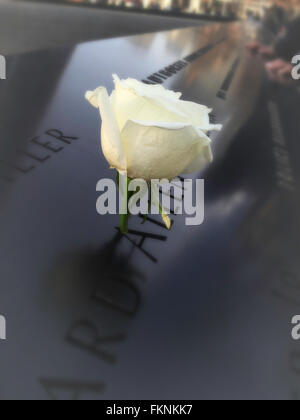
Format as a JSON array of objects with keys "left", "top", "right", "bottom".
[
  {"left": 78, "top": 0, "right": 241, "bottom": 19},
  {"left": 68, "top": 0, "right": 300, "bottom": 22}
]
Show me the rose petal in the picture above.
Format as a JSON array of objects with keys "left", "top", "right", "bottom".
[
  {"left": 85, "top": 87, "right": 126, "bottom": 171},
  {"left": 182, "top": 126, "right": 213, "bottom": 173},
  {"left": 121, "top": 120, "right": 211, "bottom": 181},
  {"left": 111, "top": 75, "right": 220, "bottom": 133},
  {"left": 111, "top": 76, "right": 187, "bottom": 131},
  {"left": 175, "top": 99, "right": 212, "bottom": 128},
  {"left": 113, "top": 74, "right": 182, "bottom": 101}
]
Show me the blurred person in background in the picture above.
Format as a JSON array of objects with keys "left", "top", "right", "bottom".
[
  {"left": 247, "top": 1, "right": 300, "bottom": 85},
  {"left": 263, "top": 0, "right": 288, "bottom": 35},
  {"left": 264, "top": 17, "right": 300, "bottom": 85}
]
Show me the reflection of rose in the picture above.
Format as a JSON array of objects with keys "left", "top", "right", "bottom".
[{"left": 85, "top": 75, "right": 221, "bottom": 181}]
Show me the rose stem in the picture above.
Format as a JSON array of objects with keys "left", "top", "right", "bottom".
[{"left": 120, "top": 175, "right": 130, "bottom": 234}]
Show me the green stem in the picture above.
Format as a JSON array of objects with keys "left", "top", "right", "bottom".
[
  {"left": 120, "top": 213, "right": 130, "bottom": 234},
  {"left": 119, "top": 173, "right": 131, "bottom": 234}
]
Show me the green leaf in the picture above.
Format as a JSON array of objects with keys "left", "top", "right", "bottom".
[{"left": 158, "top": 202, "right": 171, "bottom": 230}]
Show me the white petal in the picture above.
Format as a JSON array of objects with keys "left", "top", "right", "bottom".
[
  {"left": 111, "top": 76, "right": 219, "bottom": 133},
  {"left": 176, "top": 100, "right": 223, "bottom": 133},
  {"left": 182, "top": 128, "right": 213, "bottom": 174},
  {"left": 113, "top": 74, "right": 182, "bottom": 101},
  {"left": 175, "top": 99, "right": 212, "bottom": 128},
  {"left": 110, "top": 77, "right": 186, "bottom": 132},
  {"left": 200, "top": 123, "right": 223, "bottom": 132},
  {"left": 182, "top": 144, "right": 213, "bottom": 173},
  {"left": 85, "top": 87, "right": 126, "bottom": 171},
  {"left": 121, "top": 120, "right": 211, "bottom": 181},
  {"left": 85, "top": 89, "right": 101, "bottom": 108}
]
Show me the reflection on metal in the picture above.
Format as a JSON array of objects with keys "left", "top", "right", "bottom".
[
  {"left": 268, "top": 101, "right": 295, "bottom": 192},
  {"left": 142, "top": 39, "right": 225, "bottom": 84},
  {"left": 217, "top": 56, "right": 240, "bottom": 100}
]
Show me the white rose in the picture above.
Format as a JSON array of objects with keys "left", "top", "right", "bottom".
[{"left": 85, "top": 74, "right": 221, "bottom": 181}]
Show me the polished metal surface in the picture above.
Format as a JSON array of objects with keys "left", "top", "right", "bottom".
[{"left": 0, "top": 21, "right": 299, "bottom": 400}]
